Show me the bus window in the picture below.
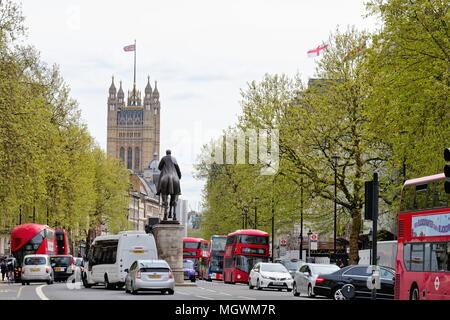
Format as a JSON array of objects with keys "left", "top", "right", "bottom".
[
  {"left": 431, "top": 243, "right": 448, "bottom": 272},
  {"left": 410, "top": 243, "right": 424, "bottom": 272}
]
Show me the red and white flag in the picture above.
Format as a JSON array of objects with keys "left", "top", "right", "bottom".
[
  {"left": 307, "top": 44, "right": 328, "bottom": 58},
  {"left": 123, "top": 44, "right": 135, "bottom": 52}
]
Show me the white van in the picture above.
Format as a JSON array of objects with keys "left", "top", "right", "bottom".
[{"left": 82, "top": 231, "right": 158, "bottom": 289}]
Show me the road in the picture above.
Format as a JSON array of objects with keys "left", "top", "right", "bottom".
[{"left": 0, "top": 279, "right": 328, "bottom": 300}]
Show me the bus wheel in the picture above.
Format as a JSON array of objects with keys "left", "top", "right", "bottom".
[{"left": 410, "top": 285, "right": 420, "bottom": 300}]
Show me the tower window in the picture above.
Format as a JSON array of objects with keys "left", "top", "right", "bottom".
[
  {"left": 109, "top": 104, "right": 115, "bottom": 111},
  {"left": 119, "top": 147, "right": 125, "bottom": 163},
  {"left": 127, "top": 147, "right": 132, "bottom": 170},
  {"left": 135, "top": 147, "right": 140, "bottom": 170}
]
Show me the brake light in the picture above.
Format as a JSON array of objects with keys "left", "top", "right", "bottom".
[
  {"left": 136, "top": 270, "right": 141, "bottom": 279},
  {"left": 22, "top": 269, "right": 25, "bottom": 274},
  {"left": 315, "top": 277, "right": 325, "bottom": 284},
  {"left": 169, "top": 271, "right": 174, "bottom": 279},
  {"left": 46, "top": 266, "right": 50, "bottom": 273}
]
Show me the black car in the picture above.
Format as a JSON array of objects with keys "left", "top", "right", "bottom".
[
  {"left": 313, "top": 265, "right": 395, "bottom": 300},
  {"left": 50, "top": 255, "right": 75, "bottom": 282}
]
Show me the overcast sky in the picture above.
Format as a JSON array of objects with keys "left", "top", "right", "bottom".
[{"left": 20, "top": 0, "right": 378, "bottom": 210}]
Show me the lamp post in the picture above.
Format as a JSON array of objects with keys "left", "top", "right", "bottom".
[
  {"left": 254, "top": 197, "right": 259, "bottom": 229},
  {"left": 299, "top": 176, "right": 304, "bottom": 260},
  {"left": 242, "top": 206, "right": 248, "bottom": 229},
  {"left": 368, "top": 229, "right": 373, "bottom": 265},
  {"left": 307, "top": 229, "right": 312, "bottom": 262},
  {"left": 332, "top": 153, "right": 339, "bottom": 259}
]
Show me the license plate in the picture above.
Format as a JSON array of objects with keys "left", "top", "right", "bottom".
[
  {"left": 31, "top": 268, "right": 40, "bottom": 272},
  {"left": 149, "top": 274, "right": 161, "bottom": 279},
  {"left": 55, "top": 267, "right": 65, "bottom": 272},
  {"left": 273, "top": 282, "right": 284, "bottom": 286}
]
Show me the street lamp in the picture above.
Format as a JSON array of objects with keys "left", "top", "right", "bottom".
[
  {"left": 307, "top": 229, "right": 312, "bottom": 262},
  {"left": 332, "top": 152, "right": 339, "bottom": 259},
  {"left": 299, "top": 176, "right": 304, "bottom": 260},
  {"left": 242, "top": 206, "right": 248, "bottom": 229}
]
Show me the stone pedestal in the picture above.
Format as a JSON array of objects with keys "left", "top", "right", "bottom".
[{"left": 152, "top": 223, "right": 184, "bottom": 284}]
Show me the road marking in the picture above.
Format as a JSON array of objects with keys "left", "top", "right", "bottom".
[
  {"left": 176, "top": 291, "right": 189, "bottom": 295},
  {"left": 16, "top": 287, "right": 23, "bottom": 299},
  {"left": 36, "top": 285, "right": 49, "bottom": 300},
  {"left": 237, "top": 296, "right": 257, "bottom": 300},
  {"left": 219, "top": 292, "right": 232, "bottom": 296},
  {"left": 196, "top": 295, "right": 214, "bottom": 300},
  {"left": 205, "top": 289, "right": 216, "bottom": 293}
]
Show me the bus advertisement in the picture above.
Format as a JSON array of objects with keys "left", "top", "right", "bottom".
[
  {"left": 206, "top": 235, "right": 227, "bottom": 281},
  {"left": 223, "top": 229, "right": 270, "bottom": 284},
  {"left": 395, "top": 173, "right": 450, "bottom": 300}
]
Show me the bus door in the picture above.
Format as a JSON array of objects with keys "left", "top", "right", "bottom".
[{"left": 427, "top": 242, "right": 450, "bottom": 299}]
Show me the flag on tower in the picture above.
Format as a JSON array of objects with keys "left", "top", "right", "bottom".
[
  {"left": 307, "top": 44, "right": 328, "bottom": 58},
  {"left": 123, "top": 44, "right": 135, "bottom": 52}
]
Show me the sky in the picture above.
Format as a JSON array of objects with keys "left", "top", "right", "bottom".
[{"left": 20, "top": 0, "right": 379, "bottom": 210}]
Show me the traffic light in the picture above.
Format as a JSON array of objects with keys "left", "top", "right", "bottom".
[
  {"left": 364, "top": 181, "right": 374, "bottom": 220},
  {"left": 445, "top": 148, "right": 450, "bottom": 194}
]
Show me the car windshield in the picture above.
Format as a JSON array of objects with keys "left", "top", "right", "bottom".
[
  {"left": 74, "top": 259, "right": 83, "bottom": 266},
  {"left": 283, "top": 260, "right": 303, "bottom": 271},
  {"left": 261, "top": 264, "right": 289, "bottom": 273},
  {"left": 183, "top": 260, "right": 194, "bottom": 269},
  {"left": 50, "top": 256, "right": 71, "bottom": 266},
  {"left": 310, "top": 265, "right": 340, "bottom": 275},
  {"left": 24, "top": 257, "right": 46, "bottom": 265}
]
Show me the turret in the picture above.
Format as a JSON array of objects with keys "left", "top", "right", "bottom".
[
  {"left": 109, "top": 76, "right": 116, "bottom": 98},
  {"left": 153, "top": 81, "right": 159, "bottom": 101},
  {"left": 117, "top": 80, "right": 124, "bottom": 104}
]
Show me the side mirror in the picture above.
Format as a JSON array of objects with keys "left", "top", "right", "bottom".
[{"left": 124, "top": 269, "right": 129, "bottom": 273}]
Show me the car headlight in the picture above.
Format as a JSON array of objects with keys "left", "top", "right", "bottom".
[{"left": 261, "top": 274, "right": 269, "bottom": 279}]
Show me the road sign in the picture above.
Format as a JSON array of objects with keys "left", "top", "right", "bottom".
[
  {"left": 310, "top": 233, "right": 318, "bottom": 241},
  {"left": 280, "top": 239, "right": 287, "bottom": 246}
]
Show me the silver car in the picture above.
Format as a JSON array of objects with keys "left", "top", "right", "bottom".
[
  {"left": 125, "top": 259, "right": 174, "bottom": 295},
  {"left": 293, "top": 263, "right": 340, "bottom": 297}
]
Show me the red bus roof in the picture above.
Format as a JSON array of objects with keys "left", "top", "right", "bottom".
[
  {"left": 183, "top": 237, "right": 204, "bottom": 242},
  {"left": 227, "top": 229, "right": 269, "bottom": 237},
  {"left": 11, "top": 224, "right": 50, "bottom": 252},
  {"left": 404, "top": 173, "right": 445, "bottom": 186}
]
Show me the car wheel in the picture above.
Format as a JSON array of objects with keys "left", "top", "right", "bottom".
[
  {"left": 131, "top": 282, "right": 138, "bottom": 295},
  {"left": 307, "top": 285, "right": 315, "bottom": 297},
  {"left": 293, "top": 283, "right": 300, "bottom": 297},
  {"left": 191, "top": 277, "right": 196, "bottom": 283},
  {"left": 21, "top": 282, "right": 25, "bottom": 286},
  {"left": 27, "top": 282, "right": 30, "bottom": 285},
  {"left": 257, "top": 279, "right": 262, "bottom": 291},
  {"left": 410, "top": 285, "right": 420, "bottom": 301},
  {"left": 333, "top": 288, "right": 345, "bottom": 300},
  {"left": 287, "top": 288, "right": 292, "bottom": 292},
  {"left": 249, "top": 280, "right": 254, "bottom": 290},
  {"left": 167, "top": 289, "right": 174, "bottom": 295},
  {"left": 82, "top": 274, "right": 92, "bottom": 288}
]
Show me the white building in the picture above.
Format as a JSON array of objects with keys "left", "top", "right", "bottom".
[{"left": 176, "top": 199, "right": 189, "bottom": 237}]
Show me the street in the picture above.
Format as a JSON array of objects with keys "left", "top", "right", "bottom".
[{"left": 0, "top": 280, "right": 327, "bottom": 301}]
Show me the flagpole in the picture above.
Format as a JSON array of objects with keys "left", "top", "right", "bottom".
[{"left": 133, "top": 39, "right": 136, "bottom": 103}]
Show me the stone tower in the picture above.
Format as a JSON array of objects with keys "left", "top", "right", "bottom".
[{"left": 107, "top": 76, "right": 161, "bottom": 173}]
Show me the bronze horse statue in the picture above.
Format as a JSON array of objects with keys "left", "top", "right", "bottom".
[{"left": 156, "top": 150, "right": 182, "bottom": 221}]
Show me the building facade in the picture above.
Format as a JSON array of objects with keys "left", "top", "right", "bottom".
[{"left": 107, "top": 76, "right": 161, "bottom": 173}]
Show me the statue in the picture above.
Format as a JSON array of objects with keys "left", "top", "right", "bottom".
[{"left": 156, "top": 150, "right": 182, "bottom": 222}]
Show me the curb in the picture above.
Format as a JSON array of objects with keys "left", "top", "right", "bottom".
[{"left": 175, "top": 282, "right": 198, "bottom": 287}]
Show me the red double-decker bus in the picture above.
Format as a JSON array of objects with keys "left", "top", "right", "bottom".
[
  {"left": 206, "top": 235, "right": 227, "bottom": 281},
  {"left": 182, "top": 237, "right": 210, "bottom": 279},
  {"left": 223, "top": 229, "right": 270, "bottom": 284},
  {"left": 11, "top": 224, "right": 70, "bottom": 281},
  {"left": 395, "top": 173, "right": 450, "bottom": 300}
]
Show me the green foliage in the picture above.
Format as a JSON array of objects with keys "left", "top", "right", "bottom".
[
  {"left": 197, "top": 1, "right": 449, "bottom": 264},
  {"left": 0, "top": 1, "right": 130, "bottom": 244}
]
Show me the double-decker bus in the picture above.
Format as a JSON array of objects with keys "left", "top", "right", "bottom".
[
  {"left": 11, "top": 224, "right": 70, "bottom": 281},
  {"left": 223, "top": 229, "right": 270, "bottom": 284},
  {"left": 182, "top": 237, "right": 210, "bottom": 279},
  {"left": 395, "top": 173, "right": 450, "bottom": 300},
  {"left": 206, "top": 235, "right": 227, "bottom": 281}
]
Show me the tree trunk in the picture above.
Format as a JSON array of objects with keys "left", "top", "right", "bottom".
[{"left": 349, "top": 207, "right": 362, "bottom": 264}]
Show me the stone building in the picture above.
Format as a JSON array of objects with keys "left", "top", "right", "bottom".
[{"left": 107, "top": 76, "right": 161, "bottom": 173}]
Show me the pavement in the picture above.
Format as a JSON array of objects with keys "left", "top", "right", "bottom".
[{"left": 0, "top": 279, "right": 328, "bottom": 301}]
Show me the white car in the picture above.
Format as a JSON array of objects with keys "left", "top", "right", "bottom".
[
  {"left": 124, "top": 259, "right": 175, "bottom": 295},
  {"left": 21, "top": 254, "right": 54, "bottom": 285},
  {"left": 293, "top": 263, "right": 341, "bottom": 297},
  {"left": 248, "top": 262, "right": 293, "bottom": 291}
]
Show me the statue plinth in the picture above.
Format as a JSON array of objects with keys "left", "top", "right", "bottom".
[
  {"left": 159, "top": 220, "right": 180, "bottom": 225},
  {"left": 152, "top": 223, "right": 185, "bottom": 284}
]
